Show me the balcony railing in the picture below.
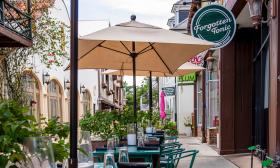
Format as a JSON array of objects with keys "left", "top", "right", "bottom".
[{"left": 0, "top": 0, "right": 32, "bottom": 40}]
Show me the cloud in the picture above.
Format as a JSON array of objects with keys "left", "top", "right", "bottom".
[{"left": 99, "top": 0, "right": 175, "bottom": 16}]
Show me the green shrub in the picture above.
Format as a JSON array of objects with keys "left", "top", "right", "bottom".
[
  {"left": 79, "top": 106, "right": 162, "bottom": 140},
  {"left": 163, "top": 121, "right": 178, "bottom": 136},
  {"left": 0, "top": 100, "right": 37, "bottom": 167}
]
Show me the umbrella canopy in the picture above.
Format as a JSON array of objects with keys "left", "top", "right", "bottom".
[
  {"left": 76, "top": 16, "right": 214, "bottom": 73},
  {"left": 160, "top": 91, "right": 166, "bottom": 119},
  {"left": 101, "top": 62, "right": 205, "bottom": 77},
  {"left": 73, "top": 15, "right": 213, "bottom": 143}
]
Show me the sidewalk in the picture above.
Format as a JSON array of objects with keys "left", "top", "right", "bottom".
[
  {"left": 177, "top": 136, "right": 263, "bottom": 168},
  {"left": 177, "top": 136, "right": 237, "bottom": 168}
]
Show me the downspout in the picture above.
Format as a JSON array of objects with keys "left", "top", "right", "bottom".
[{"left": 98, "top": 70, "right": 101, "bottom": 110}]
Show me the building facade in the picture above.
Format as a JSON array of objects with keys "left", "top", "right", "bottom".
[
  {"left": 187, "top": 0, "right": 280, "bottom": 159},
  {"left": 1, "top": 0, "right": 125, "bottom": 123}
]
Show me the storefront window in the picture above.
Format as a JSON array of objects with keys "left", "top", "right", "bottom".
[
  {"left": 207, "top": 79, "right": 220, "bottom": 127},
  {"left": 206, "top": 55, "right": 220, "bottom": 128},
  {"left": 47, "top": 80, "right": 62, "bottom": 120}
]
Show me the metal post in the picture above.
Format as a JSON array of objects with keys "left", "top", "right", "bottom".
[
  {"left": 201, "top": 70, "right": 207, "bottom": 143},
  {"left": 250, "top": 150, "right": 253, "bottom": 168},
  {"left": 132, "top": 41, "right": 137, "bottom": 141},
  {"left": 193, "top": 76, "right": 198, "bottom": 136},
  {"left": 69, "top": 0, "right": 78, "bottom": 167},
  {"left": 149, "top": 71, "right": 153, "bottom": 121}
]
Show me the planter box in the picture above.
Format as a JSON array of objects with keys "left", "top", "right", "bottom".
[
  {"left": 207, "top": 127, "right": 218, "bottom": 144},
  {"left": 185, "top": 127, "right": 192, "bottom": 137},
  {"left": 91, "top": 139, "right": 128, "bottom": 151},
  {"left": 91, "top": 140, "right": 106, "bottom": 151}
]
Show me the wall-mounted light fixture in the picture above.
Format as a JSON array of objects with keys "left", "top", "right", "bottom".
[
  {"left": 247, "top": 0, "right": 263, "bottom": 28},
  {"left": 42, "top": 72, "right": 50, "bottom": 85},
  {"left": 206, "top": 56, "right": 215, "bottom": 72},
  {"left": 64, "top": 79, "right": 70, "bottom": 90},
  {"left": 80, "top": 85, "right": 86, "bottom": 94}
]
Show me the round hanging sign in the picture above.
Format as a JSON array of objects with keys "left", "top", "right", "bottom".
[{"left": 191, "top": 4, "right": 236, "bottom": 49}]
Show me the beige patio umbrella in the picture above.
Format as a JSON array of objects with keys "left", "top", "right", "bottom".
[
  {"left": 75, "top": 15, "right": 214, "bottom": 138},
  {"left": 101, "top": 62, "right": 205, "bottom": 77}
]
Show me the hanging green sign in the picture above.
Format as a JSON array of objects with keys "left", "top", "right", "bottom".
[
  {"left": 162, "top": 87, "right": 175, "bottom": 96},
  {"left": 178, "top": 73, "right": 196, "bottom": 84},
  {"left": 191, "top": 4, "right": 236, "bottom": 49}
]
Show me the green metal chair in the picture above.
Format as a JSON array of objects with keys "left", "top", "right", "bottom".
[
  {"left": 160, "top": 149, "right": 199, "bottom": 168},
  {"left": 173, "top": 150, "right": 199, "bottom": 168}
]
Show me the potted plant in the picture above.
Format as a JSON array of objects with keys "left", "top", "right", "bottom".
[
  {"left": 80, "top": 110, "right": 128, "bottom": 149},
  {"left": 163, "top": 121, "right": 178, "bottom": 136},
  {"left": 40, "top": 117, "right": 70, "bottom": 167},
  {"left": 0, "top": 100, "right": 38, "bottom": 167},
  {"left": 184, "top": 116, "right": 192, "bottom": 137}
]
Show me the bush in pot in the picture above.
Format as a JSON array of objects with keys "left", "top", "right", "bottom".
[
  {"left": 163, "top": 120, "right": 178, "bottom": 136},
  {"left": 0, "top": 100, "right": 38, "bottom": 167},
  {"left": 39, "top": 117, "right": 70, "bottom": 163},
  {"left": 184, "top": 116, "right": 193, "bottom": 136}
]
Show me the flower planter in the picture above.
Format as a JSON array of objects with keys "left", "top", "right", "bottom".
[
  {"left": 91, "top": 140, "right": 107, "bottom": 151},
  {"left": 185, "top": 126, "right": 192, "bottom": 137}
]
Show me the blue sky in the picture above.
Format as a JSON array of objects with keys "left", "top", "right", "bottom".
[{"left": 78, "top": 0, "right": 176, "bottom": 85}]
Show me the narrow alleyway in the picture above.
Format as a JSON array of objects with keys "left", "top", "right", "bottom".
[{"left": 177, "top": 136, "right": 262, "bottom": 168}]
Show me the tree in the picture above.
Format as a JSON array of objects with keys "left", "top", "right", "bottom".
[{"left": 124, "top": 78, "right": 159, "bottom": 112}]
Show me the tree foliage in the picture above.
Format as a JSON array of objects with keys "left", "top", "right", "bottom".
[
  {"left": 124, "top": 78, "right": 159, "bottom": 111},
  {"left": 0, "top": 100, "right": 37, "bottom": 167}
]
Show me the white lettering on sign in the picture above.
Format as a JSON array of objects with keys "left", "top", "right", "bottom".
[{"left": 194, "top": 18, "right": 232, "bottom": 35}]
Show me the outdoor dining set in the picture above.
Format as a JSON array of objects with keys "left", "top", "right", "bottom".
[
  {"left": 67, "top": 13, "right": 214, "bottom": 167},
  {"left": 78, "top": 130, "right": 199, "bottom": 168}
]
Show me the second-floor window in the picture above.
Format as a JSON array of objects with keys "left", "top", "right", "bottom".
[{"left": 178, "top": 10, "right": 189, "bottom": 23}]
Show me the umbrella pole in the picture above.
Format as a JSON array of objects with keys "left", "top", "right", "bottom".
[
  {"left": 69, "top": 0, "right": 78, "bottom": 167},
  {"left": 149, "top": 71, "right": 153, "bottom": 123},
  {"left": 132, "top": 42, "right": 138, "bottom": 142}
]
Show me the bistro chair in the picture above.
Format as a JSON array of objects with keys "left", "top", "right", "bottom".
[
  {"left": 160, "top": 149, "right": 199, "bottom": 168},
  {"left": 160, "top": 142, "right": 182, "bottom": 154}
]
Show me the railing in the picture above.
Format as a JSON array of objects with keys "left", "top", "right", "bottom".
[
  {"left": 249, "top": 145, "right": 280, "bottom": 168},
  {"left": 0, "top": 0, "right": 32, "bottom": 40}
]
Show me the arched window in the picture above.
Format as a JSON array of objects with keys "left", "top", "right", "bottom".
[
  {"left": 47, "top": 80, "right": 62, "bottom": 120},
  {"left": 82, "top": 90, "right": 91, "bottom": 114},
  {"left": 22, "top": 72, "right": 41, "bottom": 120}
]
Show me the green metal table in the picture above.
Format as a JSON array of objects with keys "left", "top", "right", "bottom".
[
  {"left": 93, "top": 163, "right": 117, "bottom": 168},
  {"left": 92, "top": 146, "right": 160, "bottom": 168}
]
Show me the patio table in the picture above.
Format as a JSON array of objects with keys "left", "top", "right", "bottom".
[
  {"left": 93, "top": 163, "right": 117, "bottom": 168},
  {"left": 92, "top": 146, "right": 160, "bottom": 168}
]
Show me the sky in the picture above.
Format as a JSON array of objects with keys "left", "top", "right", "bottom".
[{"left": 78, "top": 0, "right": 176, "bottom": 85}]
